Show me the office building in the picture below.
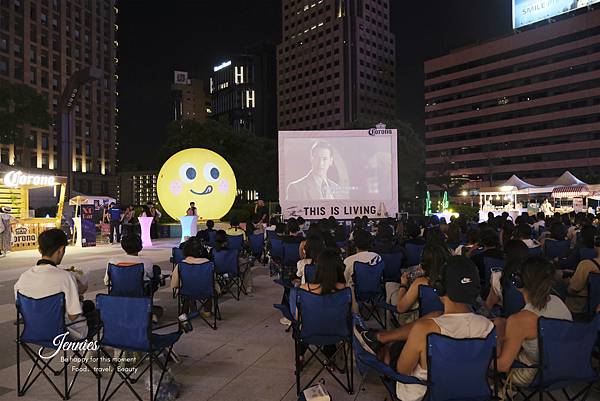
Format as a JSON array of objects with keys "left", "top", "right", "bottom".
[
  {"left": 425, "top": 8, "right": 600, "bottom": 189},
  {"left": 277, "top": 0, "right": 396, "bottom": 130},
  {"left": 210, "top": 43, "right": 277, "bottom": 137},
  {"left": 171, "top": 70, "right": 207, "bottom": 123},
  {"left": 118, "top": 170, "right": 157, "bottom": 206},
  {"left": 0, "top": 0, "right": 117, "bottom": 196}
]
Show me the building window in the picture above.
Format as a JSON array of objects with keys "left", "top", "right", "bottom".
[
  {"left": 245, "top": 90, "right": 255, "bottom": 108},
  {"left": 234, "top": 66, "right": 244, "bottom": 84}
]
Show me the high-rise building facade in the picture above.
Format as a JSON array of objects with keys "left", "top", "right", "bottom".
[
  {"left": 118, "top": 170, "right": 157, "bottom": 206},
  {"left": 210, "top": 43, "right": 277, "bottom": 137},
  {"left": 171, "top": 70, "right": 207, "bottom": 123},
  {"left": 277, "top": 0, "right": 396, "bottom": 130},
  {"left": 0, "top": 0, "right": 117, "bottom": 196},
  {"left": 425, "top": 8, "right": 600, "bottom": 189}
]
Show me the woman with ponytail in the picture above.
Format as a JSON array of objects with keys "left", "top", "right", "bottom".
[{"left": 495, "top": 256, "right": 572, "bottom": 389}]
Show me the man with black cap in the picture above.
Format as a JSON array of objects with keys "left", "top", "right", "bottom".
[{"left": 355, "top": 256, "right": 494, "bottom": 401}]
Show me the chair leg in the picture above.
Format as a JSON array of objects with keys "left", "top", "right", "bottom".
[
  {"left": 16, "top": 337, "right": 21, "bottom": 396},
  {"left": 149, "top": 352, "right": 154, "bottom": 401},
  {"left": 349, "top": 341, "right": 354, "bottom": 394},
  {"left": 295, "top": 341, "right": 301, "bottom": 395},
  {"left": 97, "top": 348, "right": 101, "bottom": 401},
  {"left": 63, "top": 351, "right": 69, "bottom": 400}
]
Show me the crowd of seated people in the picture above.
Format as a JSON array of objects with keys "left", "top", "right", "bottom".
[
  {"left": 269, "top": 210, "right": 599, "bottom": 399},
  {"left": 12, "top": 208, "right": 600, "bottom": 400}
]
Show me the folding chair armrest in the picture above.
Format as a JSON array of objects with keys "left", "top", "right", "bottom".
[
  {"left": 378, "top": 302, "right": 399, "bottom": 314},
  {"left": 273, "top": 279, "right": 293, "bottom": 289},
  {"left": 510, "top": 360, "right": 538, "bottom": 369},
  {"left": 65, "top": 317, "right": 87, "bottom": 327},
  {"left": 152, "top": 320, "right": 182, "bottom": 332},
  {"left": 387, "top": 371, "right": 427, "bottom": 386}
]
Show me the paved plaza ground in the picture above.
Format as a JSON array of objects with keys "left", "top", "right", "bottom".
[{"left": 0, "top": 240, "right": 597, "bottom": 401}]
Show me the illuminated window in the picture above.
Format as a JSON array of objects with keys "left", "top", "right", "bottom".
[
  {"left": 234, "top": 66, "right": 244, "bottom": 84},
  {"left": 246, "top": 90, "right": 255, "bottom": 108}
]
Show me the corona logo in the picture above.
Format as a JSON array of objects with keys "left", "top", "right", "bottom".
[
  {"left": 368, "top": 123, "right": 392, "bottom": 136},
  {"left": 3, "top": 171, "right": 56, "bottom": 188}
]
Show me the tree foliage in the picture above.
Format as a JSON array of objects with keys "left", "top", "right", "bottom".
[
  {"left": 347, "top": 118, "right": 425, "bottom": 201},
  {"left": 0, "top": 81, "right": 51, "bottom": 146},
  {"left": 160, "top": 120, "right": 278, "bottom": 200}
]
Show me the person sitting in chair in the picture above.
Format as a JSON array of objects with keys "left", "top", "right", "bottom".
[
  {"left": 105, "top": 235, "right": 161, "bottom": 292},
  {"left": 15, "top": 229, "right": 97, "bottom": 339},
  {"left": 355, "top": 256, "right": 494, "bottom": 401},
  {"left": 495, "top": 256, "right": 572, "bottom": 389}
]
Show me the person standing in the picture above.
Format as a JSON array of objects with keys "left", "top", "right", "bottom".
[
  {"left": 147, "top": 203, "right": 161, "bottom": 239},
  {"left": 0, "top": 206, "right": 16, "bottom": 257},
  {"left": 108, "top": 202, "right": 122, "bottom": 244},
  {"left": 121, "top": 205, "right": 136, "bottom": 237},
  {"left": 254, "top": 200, "right": 268, "bottom": 224},
  {"left": 186, "top": 202, "right": 198, "bottom": 216}
]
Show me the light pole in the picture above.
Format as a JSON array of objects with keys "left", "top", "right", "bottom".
[{"left": 57, "top": 67, "right": 102, "bottom": 200}]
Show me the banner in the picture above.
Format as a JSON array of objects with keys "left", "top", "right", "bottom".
[
  {"left": 81, "top": 205, "right": 96, "bottom": 247},
  {"left": 513, "top": 0, "right": 599, "bottom": 29},
  {"left": 278, "top": 127, "right": 399, "bottom": 220}
]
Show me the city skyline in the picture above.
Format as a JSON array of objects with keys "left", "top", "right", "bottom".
[{"left": 117, "top": 0, "right": 512, "bottom": 169}]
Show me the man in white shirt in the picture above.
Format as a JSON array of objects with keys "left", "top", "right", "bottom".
[
  {"left": 355, "top": 256, "right": 494, "bottom": 401},
  {"left": 105, "top": 234, "right": 158, "bottom": 287},
  {"left": 532, "top": 212, "right": 545, "bottom": 234},
  {"left": 14, "top": 229, "right": 93, "bottom": 340},
  {"left": 344, "top": 229, "right": 381, "bottom": 313}
]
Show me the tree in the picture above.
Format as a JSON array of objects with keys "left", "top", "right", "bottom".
[
  {"left": 160, "top": 120, "right": 279, "bottom": 200},
  {"left": 347, "top": 118, "right": 425, "bottom": 203},
  {"left": 0, "top": 82, "right": 51, "bottom": 148}
]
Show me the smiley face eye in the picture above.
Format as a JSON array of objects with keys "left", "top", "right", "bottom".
[
  {"left": 203, "top": 163, "right": 220, "bottom": 182},
  {"left": 179, "top": 163, "right": 197, "bottom": 183}
]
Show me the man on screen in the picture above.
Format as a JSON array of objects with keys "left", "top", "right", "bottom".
[{"left": 286, "top": 141, "right": 344, "bottom": 200}]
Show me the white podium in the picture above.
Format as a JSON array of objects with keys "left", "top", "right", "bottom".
[
  {"left": 179, "top": 215, "right": 198, "bottom": 243},
  {"left": 139, "top": 216, "right": 154, "bottom": 247},
  {"left": 72, "top": 217, "right": 82, "bottom": 247}
]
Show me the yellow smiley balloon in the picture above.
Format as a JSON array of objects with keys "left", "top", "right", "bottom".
[{"left": 157, "top": 148, "right": 237, "bottom": 221}]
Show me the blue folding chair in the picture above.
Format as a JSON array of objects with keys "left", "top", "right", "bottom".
[
  {"left": 178, "top": 261, "right": 220, "bottom": 330},
  {"left": 528, "top": 246, "right": 543, "bottom": 256},
  {"left": 269, "top": 237, "right": 284, "bottom": 277},
  {"left": 405, "top": 243, "right": 424, "bottom": 267},
  {"left": 354, "top": 315, "right": 497, "bottom": 401},
  {"left": 213, "top": 249, "right": 246, "bottom": 300},
  {"left": 512, "top": 316, "right": 600, "bottom": 401},
  {"left": 418, "top": 285, "right": 444, "bottom": 317},
  {"left": 483, "top": 257, "right": 505, "bottom": 289},
  {"left": 170, "top": 248, "right": 185, "bottom": 298},
  {"left": 266, "top": 229, "right": 277, "bottom": 242},
  {"left": 96, "top": 294, "right": 183, "bottom": 401},
  {"left": 16, "top": 292, "right": 99, "bottom": 399},
  {"left": 545, "top": 240, "right": 570, "bottom": 260},
  {"left": 353, "top": 260, "right": 386, "bottom": 328},
  {"left": 170, "top": 247, "right": 185, "bottom": 270},
  {"left": 580, "top": 248, "right": 598, "bottom": 260},
  {"left": 208, "top": 230, "right": 217, "bottom": 247},
  {"left": 502, "top": 282, "right": 525, "bottom": 317},
  {"left": 107, "top": 263, "right": 147, "bottom": 297},
  {"left": 227, "top": 234, "right": 244, "bottom": 251},
  {"left": 587, "top": 272, "right": 600, "bottom": 318},
  {"left": 283, "top": 242, "right": 301, "bottom": 267},
  {"left": 291, "top": 287, "right": 353, "bottom": 395},
  {"left": 248, "top": 233, "right": 265, "bottom": 259},
  {"left": 380, "top": 252, "right": 403, "bottom": 283},
  {"left": 304, "top": 264, "right": 317, "bottom": 284}
]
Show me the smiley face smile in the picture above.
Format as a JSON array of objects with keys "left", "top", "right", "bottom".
[{"left": 190, "top": 185, "right": 213, "bottom": 196}]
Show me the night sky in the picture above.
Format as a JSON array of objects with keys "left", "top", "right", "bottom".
[{"left": 117, "top": 0, "right": 512, "bottom": 170}]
